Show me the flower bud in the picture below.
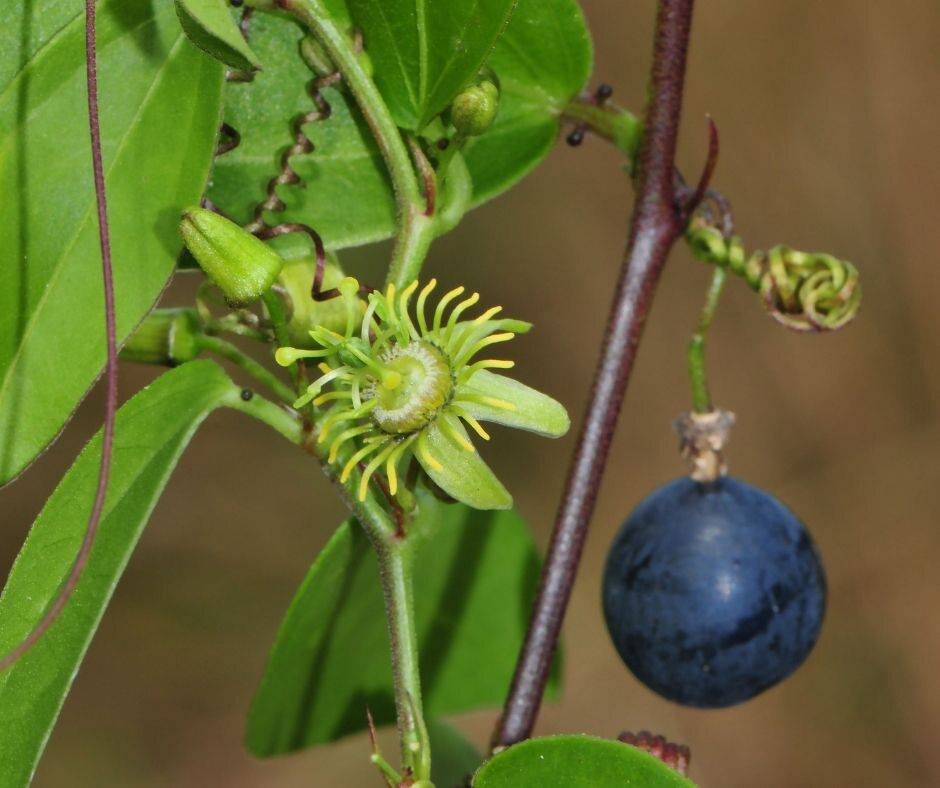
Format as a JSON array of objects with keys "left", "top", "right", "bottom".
[
  {"left": 120, "top": 309, "right": 202, "bottom": 367},
  {"left": 277, "top": 254, "right": 365, "bottom": 347},
  {"left": 450, "top": 79, "right": 499, "bottom": 137},
  {"left": 179, "top": 207, "right": 284, "bottom": 306}
]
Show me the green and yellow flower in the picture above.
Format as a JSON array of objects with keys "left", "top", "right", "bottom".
[{"left": 275, "top": 278, "right": 569, "bottom": 509}]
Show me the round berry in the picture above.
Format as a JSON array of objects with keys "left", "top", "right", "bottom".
[{"left": 602, "top": 476, "right": 826, "bottom": 708}]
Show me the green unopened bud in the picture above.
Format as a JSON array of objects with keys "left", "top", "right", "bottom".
[
  {"left": 120, "top": 308, "right": 202, "bottom": 367},
  {"left": 278, "top": 254, "right": 366, "bottom": 347},
  {"left": 179, "top": 207, "right": 284, "bottom": 307},
  {"left": 450, "top": 79, "right": 499, "bottom": 137}
]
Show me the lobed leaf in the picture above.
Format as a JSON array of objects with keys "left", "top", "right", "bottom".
[
  {"left": 0, "top": 361, "right": 240, "bottom": 787},
  {"left": 246, "top": 491, "right": 560, "bottom": 755},
  {"left": 0, "top": 0, "right": 224, "bottom": 484},
  {"left": 472, "top": 735, "right": 697, "bottom": 787}
]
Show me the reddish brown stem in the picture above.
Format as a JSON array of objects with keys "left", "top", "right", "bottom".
[
  {"left": 0, "top": 0, "right": 118, "bottom": 672},
  {"left": 491, "top": 0, "right": 697, "bottom": 748}
]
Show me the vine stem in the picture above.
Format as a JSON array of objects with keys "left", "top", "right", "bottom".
[
  {"left": 198, "top": 334, "right": 296, "bottom": 404},
  {"left": 492, "top": 0, "right": 697, "bottom": 749},
  {"left": 688, "top": 267, "right": 727, "bottom": 413},
  {"left": 0, "top": 0, "right": 118, "bottom": 672},
  {"left": 278, "top": 0, "right": 434, "bottom": 289}
]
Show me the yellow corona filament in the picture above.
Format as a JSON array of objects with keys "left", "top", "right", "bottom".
[
  {"left": 384, "top": 435, "right": 417, "bottom": 495},
  {"left": 472, "top": 305, "right": 502, "bottom": 325},
  {"left": 456, "top": 393, "right": 516, "bottom": 411},
  {"left": 274, "top": 347, "right": 330, "bottom": 366},
  {"left": 416, "top": 432, "right": 443, "bottom": 472},
  {"left": 445, "top": 292, "right": 480, "bottom": 341},
  {"left": 454, "top": 332, "right": 515, "bottom": 368},
  {"left": 398, "top": 280, "right": 420, "bottom": 341},
  {"left": 328, "top": 424, "right": 374, "bottom": 463},
  {"left": 358, "top": 442, "right": 399, "bottom": 501},
  {"left": 433, "top": 286, "right": 465, "bottom": 333},
  {"left": 361, "top": 294, "right": 381, "bottom": 344},
  {"left": 318, "top": 399, "right": 377, "bottom": 443},
  {"left": 453, "top": 408, "right": 491, "bottom": 441},
  {"left": 312, "top": 390, "right": 354, "bottom": 407},
  {"left": 462, "top": 359, "right": 515, "bottom": 380},
  {"left": 384, "top": 283, "right": 398, "bottom": 332},
  {"left": 415, "top": 278, "right": 437, "bottom": 335},
  {"left": 340, "top": 439, "right": 388, "bottom": 484},
  {"left": 439, "top": 416, "right": 475, "bottom": 452}
]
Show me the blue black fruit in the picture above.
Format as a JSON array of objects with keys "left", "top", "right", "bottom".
[{"left": 602, "top": 476, "right": 826, "bottom": 708}]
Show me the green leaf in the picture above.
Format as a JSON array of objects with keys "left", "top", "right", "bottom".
[
  {"left": 462, "top": 370, "right": 570, "bottom": 437},
  {"left": 207, "top": 11, "right": 397, "bottom": 249},
  {"left": 247, "top": 492, "right": 558, "bottom": 755},
  {"left": 0, "top": 0, "right": 224, "bottom": 484},
  {"left": 0, "top": 361, "right": 239, "bottom": 787},
  {"left": 346, "top": 0, "right": 518, "bottom": 131},
  {"left": 175, "top": 0, "right": 262, "bottom": 72},
  {"left": 420, "top": 413, "right": 512, "bottom": 510},
  {"left": 473, "top": 735, "right": 697, "bottom": 788},
  {"left": 464, "top": 0, "right": 593, "bottom": 204},
  {"left": 429, "top": 719, "right": 482, "bottom": 788}
]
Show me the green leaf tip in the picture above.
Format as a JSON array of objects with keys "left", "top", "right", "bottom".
[{"left": 175, "top": 0, "right": 262, "bottom": 72}]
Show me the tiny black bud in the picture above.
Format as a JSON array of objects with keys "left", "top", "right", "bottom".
[
  {"left": 436, "top": 138, "right": 450, "bottom": 151},
  {"left": 566, "top": 129, "right": 585, "bottom": 147},
  {"left": 240, "top": 388, "right": 254, "bottom": 401},
  {"left": 596, "top": 83, "right": 614, "bottom": 100},
  {"left": 230, "top": 0, "right": 243, "bottom": 6}
]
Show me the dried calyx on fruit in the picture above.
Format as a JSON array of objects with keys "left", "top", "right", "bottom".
[{"left": 276, "top": 279, "right": 569, "bottom": 509}]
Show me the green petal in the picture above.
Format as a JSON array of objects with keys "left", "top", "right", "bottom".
[
  {"left": 458, "top": 371, "right": 570, "bottom": 437},
  {"left": 418, "top": 414, "right": 512, "bottom": 510}
]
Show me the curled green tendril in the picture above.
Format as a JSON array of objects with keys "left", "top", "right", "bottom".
[{"left": 685, "top": 216, "right": 862, "bottom": 332}]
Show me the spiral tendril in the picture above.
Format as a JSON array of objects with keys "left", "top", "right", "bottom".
[
  {"left": 685, "top": 213, "right": 861, "bottom": 332},
  {"left": 216, "top": 10, "right": 364, "bottom": 302}
]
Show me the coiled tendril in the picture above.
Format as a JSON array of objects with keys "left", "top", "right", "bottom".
[{"left": 685, "top": 213, "right": 861, "bottom": 332}]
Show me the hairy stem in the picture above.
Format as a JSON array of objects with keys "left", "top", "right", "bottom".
[
  {"left": 688, "top": 267, "right": 727, "bottom": 413},
  {"left": 225, "top": 388, "right": 304, "bottom": 443},
  {"left": 279, "top": 0, "right": 434, "bottom": 288},
  {"left": 374, "top": 539, "right": 430, "bottom": 782},
  {"left": 492, "top": 0, "right": 697, "bottom": 749},
  {"left": 198, "top": 334, "right": 296, "bottom": 404},
  {"left": 562, "top": 101, "right": 642, "bottom": 158}
]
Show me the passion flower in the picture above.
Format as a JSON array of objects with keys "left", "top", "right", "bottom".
[{"left": 275, "top": 279, "right": 569, "bottom": 509}]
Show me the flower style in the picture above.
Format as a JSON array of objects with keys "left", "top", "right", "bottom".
[{"left": 275, "top": 278, "right": 569, "bottom": 509}]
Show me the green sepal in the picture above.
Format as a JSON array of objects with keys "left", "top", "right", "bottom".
[
  {"left": 119, "top": 308, "right": 203, "bottom": 367},
  {"left": 179, "top": 207, "right": 285, "bottom": 306},
  {"left": 277, "top": 255, "right": 365, "bottom": 346},
  {"left": 175, "top": 0, "right": 262, "bottom": 72},
  {"left": 461, "top": 370, "right": 569, "bottom": 437},
  {"left": 419, "top": 413, "right": 511, "bottom": 510}
]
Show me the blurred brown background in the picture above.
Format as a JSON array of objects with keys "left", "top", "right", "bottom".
[{"left": 3, "top": 0, "right": 939, "bottom": 785}]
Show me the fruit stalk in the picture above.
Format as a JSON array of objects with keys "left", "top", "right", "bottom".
[{"left": 492, "top": 0, "right": 698, "bottom": 749}]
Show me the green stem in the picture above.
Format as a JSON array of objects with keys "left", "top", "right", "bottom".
[
  {"left": 224, "top": 387, "right": 304, "bottom": 444},
  {"left": 198, "top": 335, "right": 295, "bottom": 404},
  {"left": 562, "top": 100, "right": 642, "bottom": 159},
  {"left": 688, "top": 267, "right": 727, "bottom": 413},
  {"left": 282, "top": 0, "right": 434, "bottom": 289},
  {"left": 374, "top": 539, "right": 431, "bottom": 783}
]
